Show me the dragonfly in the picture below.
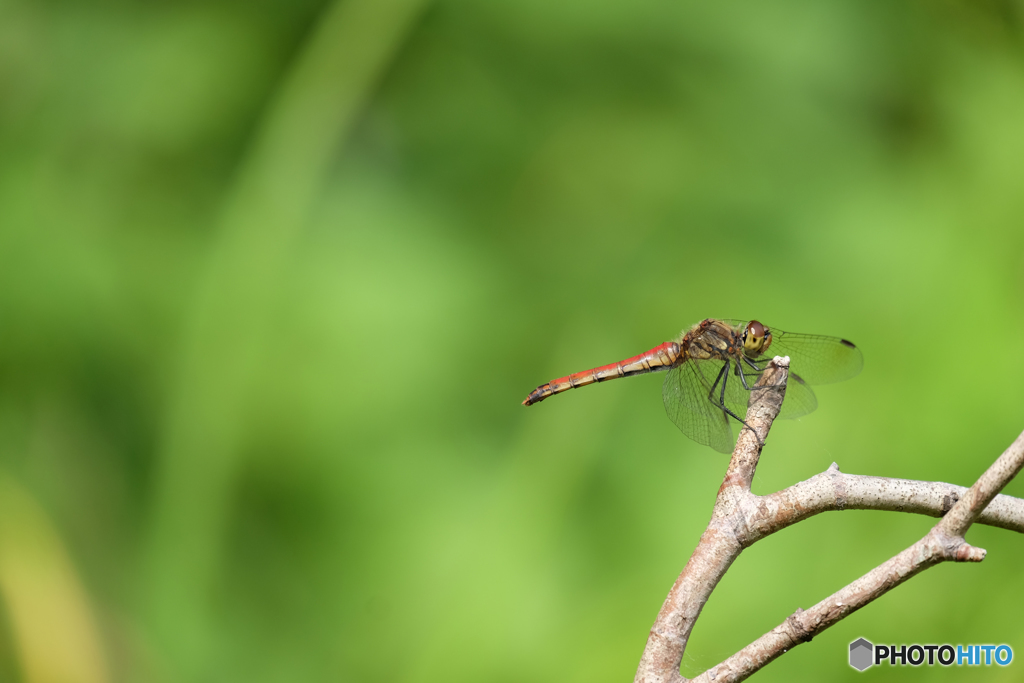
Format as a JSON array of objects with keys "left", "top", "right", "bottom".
[{"left": 522, "top": 319, "right": 863, "bottom": 453}]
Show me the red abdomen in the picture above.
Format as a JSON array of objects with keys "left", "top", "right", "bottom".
[{"left": 522, "top": 341, "right": 682, "bottom": 405}]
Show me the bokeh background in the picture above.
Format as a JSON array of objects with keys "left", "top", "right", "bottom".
[{"left": 1, "top": 0, "right": 1024, "bottom": 681}]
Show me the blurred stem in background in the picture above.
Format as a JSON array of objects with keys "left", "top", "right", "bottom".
[
  {"left": 0, "top": 474, "right": 108, "bottom": 683},
  {"left": 143, "top": 0, "right": 428, "bottom": 676}
]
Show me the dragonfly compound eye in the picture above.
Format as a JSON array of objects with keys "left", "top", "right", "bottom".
[{"left": 743, "top": 320, "right": 766, "bottom": 353}]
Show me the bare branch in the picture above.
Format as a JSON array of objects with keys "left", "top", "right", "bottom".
[
  {"left": 634, "top": 358, "right": 791, "bottom": 683},
  {"left": 749, "top": 465, "right": 1024, "bottom": 537},
  {"left": 691, "top": 431, "right": 1024, "bottom": 682},
  {"left": 939, "top": 431, "right": 1024, "bottom": 536},
  {"left": 633, "top": 353, "right": 1024, "bottom": 683}
]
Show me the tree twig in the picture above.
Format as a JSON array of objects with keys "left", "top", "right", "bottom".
[
  {"left": 634, "top": 357, "right": 790, "bottom": 683},
  {"left": 753, "top": 467, "right": 1024, "bottom": 536},
  {"left": 633, "top": 357, "right": 1024, "bottom": 683}
]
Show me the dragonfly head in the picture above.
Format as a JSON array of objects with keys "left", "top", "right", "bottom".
[{"left": 742, "top": 320, "right": 771, "bottom": 356}]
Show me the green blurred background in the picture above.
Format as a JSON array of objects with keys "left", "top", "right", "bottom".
[{"left": 1, "top": 0, "right": 1024, "bottom": 681}]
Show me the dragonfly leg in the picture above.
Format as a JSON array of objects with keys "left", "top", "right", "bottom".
[
  {"left": 706, "top": 362, "right": 747, "bottom": 426},
  {"left": 705, "top": 362, "right": 736, "bottom": 420},
  {"left": 735, "top": 356, "right": 770, "bottom": 391},
  {"left": 743, "top": 356, "right": 765, "bottom": 374},
  {"left": 718, "top": 361, "right": 730, "bottom": 408},
  {"left": 707, "top": 361, "right": 764, "bottom": 449},
  {"left": 748, "top": 356, "right": 803, "bottom": 388},
  {"left": 736, "top": 358, "right": 753, "bottom": 391},
  {"left": 741, "top": 357, "right": 770, "bottom": 386},
  {"left": 707, "top": 361, "right": 727, "bottom": 405}
]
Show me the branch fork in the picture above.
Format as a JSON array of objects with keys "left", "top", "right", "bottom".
[{"left": 634, "top": 357, "right": 1024, "bottom": 683}]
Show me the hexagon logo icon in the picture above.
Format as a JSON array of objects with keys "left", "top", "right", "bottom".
[{"left": 849, "top": 638, "right": 874, "bottom": 671}]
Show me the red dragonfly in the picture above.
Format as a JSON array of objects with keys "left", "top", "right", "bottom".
[{"left": 523, "top": 319, "right": 862, "bottom": 453}]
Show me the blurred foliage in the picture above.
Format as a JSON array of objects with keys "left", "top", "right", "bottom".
[{"left": 1, "top": 0, "right": 1024, "bottom": 681}]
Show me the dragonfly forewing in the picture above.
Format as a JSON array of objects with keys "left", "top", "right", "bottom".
[{"left": 759, "top": 331, "right": 863, "bottom": 385}]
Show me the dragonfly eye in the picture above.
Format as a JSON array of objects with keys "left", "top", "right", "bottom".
[{"left": 743, "top": 320, "right": 766, "bottom": 354}]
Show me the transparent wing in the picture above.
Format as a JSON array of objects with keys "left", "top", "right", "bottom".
[
  {"left": 757, "top": 330, "right": 863, "bottom": 385},
  {"left": 777, "top": 371, "right": 818, "bottom": 419},
  {"left": 730, "top": 355, "right": 818, "bottom": 420},
  {"left": 662, "top": 361, "right": 734, "bottom": 454},
  {"left": 663, "top": 355, "right": 824, "bottom": 451}
]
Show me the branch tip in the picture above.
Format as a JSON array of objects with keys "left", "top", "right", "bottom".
[{"left": 955, "top": 543, "right": 986, "bottom": 562}]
